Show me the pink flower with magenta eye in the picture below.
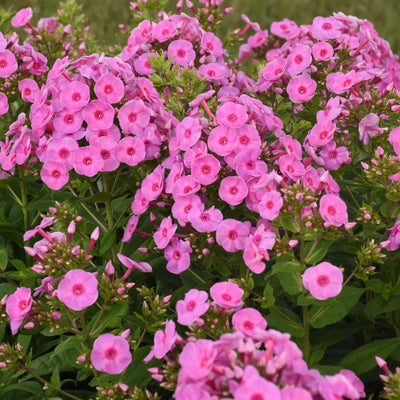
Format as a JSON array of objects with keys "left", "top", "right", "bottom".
[
  {"left": 153, "top": 20, "right": 176, "bottom": 43},
  {"left": 82, "top": 100, "right": 115, "bottom": 131},
  {"left": 0, "top": 50, "right": 18, "bottom": 78},
  {"left": 40, "top": 161, "right": 69, "bottom": 190},
  {"left": 46, "top": 137, "right": 78, "bottom": 170},
  {"left": 176, "top": 117, "right": 202, "bottom": 151},
  {"left": 191, "top": 154, "right": 220, "bottom": 186},
  {"left": 308, "top": 120, "right": 336, "bottom": 147},
  {"left": 94, "top": 73, "right": 124, "bottom": 104},
  {"left": 176, "top": 289, "right": 209, "bottom": 325},
  {"left": 188, "top": 204, "right": 223, "bottom": 233},
  {"left": 319, "top": 194, "right": 348, "bottom": 227},
  {"left": 144, "top": 320, "right": 177, "bottom": 363},
  {"left": 216, "top": 102, "right": 248, "bottom": 128},
  {"left": 11, "top": 7, "right": 33, "bottom": 28},
  {"left": 165, "top": 238, "right": 192, "bottom": 274},
  {"left": 53, "top": 109, "right": 83, "bottom": 134},
  {"left": 312, "top": 16, "right": 344, "bottom": 41},
  {"left": 61, "top": 81, "right": 90, "bottom": 110},
  {"left": 73, "top": 146, "right": 104, "bottom": 177},
  {"left": 287, "top": 75, "right": 316, "bottom": 103},
  {"left": 6, "top": 287, "right": 32, "bottom": 335},
  {"left": 118, "top": 99, "right": 151, "bottom": 134},
  {"left": 232, "top": 307, "right": 267, "bottom": 338},
  {"left": 208, "top": 125, "right": 238, "bottom": 156},
  {"left": 312, "top": 42, "right": 334, "bottom": 62},
  {"left": 168, "top": 40, "right": 195, "bottom": 67},
  {"left": 210, "top": 281, "right": 244, "bottom": 310},
  {"left": 117, "top": 136, "right": 146, "bottom": 167},
  {"left": 302, "top": 262, "right": 343, "bottom": 300},
  {"left": 216, "top": 219, "right": 250, "bottom": 253},
  {"left": 91, "top": 333, "right": 132, "bottom": 374},
  {"left": 219, "top": 175, "right": 248, "bottom": 206},
  {"left": 92, "top": 137, "right": 120, "bottom": 172},
  {"left": 117, "top": 253, "right": 152, "bottom": 273},
  {"left": 154, "top": 216, "right": 177, "bottom": 249},
  {"left": 259, "top": 190, "right": 283, "bottom": 220},
  {"left": 57, "top": 269, "right": 98, "bottom": 311},
  {"left": 18, "top": 78, "right": 39, "bottom": 103}
]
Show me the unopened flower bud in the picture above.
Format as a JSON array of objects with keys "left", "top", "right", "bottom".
[
  {"left": 105, "top": 260, "right": 114, "bottom": 276},
  {"left": 288, "top": 240, "right": 298, "bottom": 248}
]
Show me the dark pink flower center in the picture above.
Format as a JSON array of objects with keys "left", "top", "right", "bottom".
[
  {"left": 295, "top": 55, "right": 303, "bottom": 64},
  {"left": 177, "top": 49, "right": 186, "bottom": 58},
  {"left": 322, "top": 23, "right": 332, "bottom": 31},
  {"left": 52, "top": 170, "right": 61, "bottom": 178},
  {"left": 95, "top": 111, "right": 104, "bottom": 120},
  {"left": 127, "top": 147, "right": 135, "bottom": 155},
  {"left": 0, "top": 60, "right": 7, "bottom": 68},
  {"left": 105, "top": 347, "right": 118, "bottom": 360},
  {"left": 72, "top": 284, "right": 84, "bottom": 296},
  {"left": 266, "top": 201, "right": 274, "bottom": 209},
  {"left": 25, "top": 88, "right": 31, "bottom": 95},
  {"left": 227, "top": 113, "right": 238, "bottom": 122},
  {"left": 184, "top": 129, "right": 192, "bottom": 139},
  {"left": 318, "top": 275, "right": 329, "bottom": 286},
  {"left": 60, "top": 149, "right": 69, "bottom": 158},
  {"left": 240, "top": 136, "right": 249, "bottom": 145},
  {"left": 327, "top": 206, "right": 336, "bottom": 215},
  {"left": 222, "top": 293, "right": 232, "bottom": 301},
  {"left": 251, "top": 394, "right": 264, "bottom": 400},
  {"left": 186, "top": 300, "right": 195, "bottom": 311},
  {"left": 84, "top": 157, "right": 92, "bottom": 165},
  {"left": 244, "top": 321, "right": 254, "bottom": 330},
  {"left": 19, "top": 300, "right": 27, "bottom": 310},
  {"left": 104, "top": 85, "right": 113, "bottom": 94},
  {"left": 230, "top": 186, "right": 238, "bottom": 195},
  {"left": 201, "top": 165, "right": 211, "bottom": 175},
  {"left": 101, "top": 150, "right": 110, "bottom": 159},
  {"left": 219, "top": 137, "right": 227, "bottom": 145},
  {"left": 73, "top": 93, "right": 81, "bottom": 101},
  {"left": 173, "top": 250, "right": 181, "bottom": 260},
  {"left": 64, "top": 114, "right": 74, "bottom": 124},
  {"left": 128, "top": 113, "right": 137, "bottom": 122},
  {"left": 228, "top": 230, "right": 238, "bottom": 240},
  {"left": 298, "top": 86, "right": 306, "bottom": 94}
]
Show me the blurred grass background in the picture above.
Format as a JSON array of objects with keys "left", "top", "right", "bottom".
[{"left": 2, "top": 0, "right": 400, "bottom": 55}]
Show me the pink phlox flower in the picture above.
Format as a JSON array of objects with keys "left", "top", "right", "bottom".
[
  {"left": 188, "top": 204, "right": 223, "bottom": 233},
  {"left": 60, "top": 81, "right": 90, "bottom": 110},
  {"left": 258, "top": 190, "right": 283, "bottom": 220},
  {"left": 33, "top": 276, "right": 59, "bottom": 297},
  {"left": 216, "top": 102, "right": 248, "bottom": 129},
  {"left": 179, "top": 339, "right": 217, "bottom": 380},
  {"left": 6, "top": 287, "right": 32, "bottom": 335},
  {"left": 232, "top": 308, "right": 268, "bottom": 338},
  {"left": 312, "top": 41, "right": 334, "bottom": 62},
  {"left": 303, "top": 262, "right": 343, "bottom": 300},
  {"left": 259, "top": 58, "right": 287, "bottom": 90},
  {"left": 53, "top": 109, "right": 83, "bottom": 134},
  {"left": 131, "top": 19, "right": 152, "bottom": 45},
  {"left": 279, "top": 135, "right": 302, "bottom": 160},
  {"left": 144, "top": 320, "right": 177, "bottom": 362},
  {"left": 176, "top": 289, "right": 209, "bottom": 325},
  {"left": 18, "top": 78, "right": 39, "bottom": 103},
  {"left": 73, "top": 146, "right": 104, "bottom": 177},
  {"left": 318, "top": 169, "right": 340, "bottom": 194},
  {"left": 183, "top": 140, "right": 208, "bottom": 169},
  {"left": 243, "top": 242, "right": 267, "bottom": 273},
  {"left": 176, "top": 116, "right": 202, "bottom": 151},
  {"left": 219, "top": 175, "right": 248, "bottom": 206},
  {"left": 307, "top": 120, "right": 336, "bottom": 147},
  {"left": 287, "top": 74, "right": 316, "bottom": 103},
  {"left": 175, "top": 384, "right": 211, "bottom": 400},
  {"left": 92, "top": 136, "right": 120, "bottom": 172},
  {"left": 0, "top": 50, "right": 18, "bottom": 78},
  {"left": 171, "top": 194, "right": 203, "bottom": 224},
  {"left": 234, "top": 148, "right": 268, "bottom": 180},
  {"left": 118, "top": 99, "right": 152, "bottom": 134},
  {"left": 208, "top": 125, "right": 238, "bottom": 157},
  {"left": 279, "top": 154, "right": 305, "bottom": 180},
  {"left": 46, "top": 137, "right": 78, "bottom": 170},
  {"left": 117, "top": 136, "right": 146, "bottom": 166},
  {"left": 131, "top": 189, "right": 150, "bottom": 215},
  {"left": 216, "top": 219, "right": 250, "bottom": 253},
  {"left": 164, "top": 238, "right": 192, "bottom": 274},
  {"left": 319, "top": 193, "right": 348, "bottom": 227},
  {"left": 154, "top": 216, "right": 177, "bottom": 249},
  {"left": 191, "top": 153, "right": 220, "bottom": 185},
  {"left": 249, "top": 225, "right": 276, "bottom": 250},
  {"left": 358, "top": 113, "right": 383, "bottom": 145},
  {"left": 24, "top": 216, "right": 54, "bottom": 241},
  {"left": 91, "top": 333, "right": 132, "bottom": 374},
  {"left": 326, "top": 70, "right": 362, "bottom": 94},
  {"left": 248, "top": 30, "right": 269, "bottom": 48},
  {"left": 168, "top": 40, "right": 196, "bottom": 67},
  {"left": 41, "top": 161, "right": 69, "bottom": 190},
  {"left": 316, "top": 96, "right": 342, "bottom": 123},
  {"left": 122, "top": 214, "right": 139, "bottom": 243},
  {"left": 287, "top": 44, "right": 312, "bottom": 76},
  {"left": 30, "top": 104, "right": 53, "bottom": 129},
  {"left": 117, "top": 253, "right": 152, "bottom": 273},
  {"left": 82, "top": 100, "right": 115, "bottom": 131},
  {"left": 280, "top": 387, "right": 312, "bottom": 400},
  {"left": 210, "top": 281, "right": 244, "bottom": 311},
  {"left": 141, "top": 165, "right": 164, "bottom": 201},
  {"left": 153, "top": 19, "right": 176, "bottom": 43},
  {"left": 320, "top": 141, "right": 350, "bottom": 170},
  {"left": 386, "top": 215, "right": 400, "bottom": 251},
  {"left": 312, "top": 16, "right": 344, "bottom": 41},
  {"left": 389, "top": 126, "right": 400, "bottom": 155},
  {"left": 57, "top": 269, "right": 98, "bottom": 311},
  {"left": 200, "top": 32, "right": 224, "bottom": 57},
  {"left": 94, "top": 73, "right": 124, "bottom": 103},
  {"left": 270, "top": 19, "right": 301, "bottom": 39},
  {"left": 12, "top": 7, "right": 33, "bottom": 28},
  {"left": 134, "top": 52, "right": 156, "bottom": 75},
  {"left": 198, "top": 62, "right": 229, "bottom": 82},
  {"left": 235, "top": 124, "right": 262, "bottom": 153}
]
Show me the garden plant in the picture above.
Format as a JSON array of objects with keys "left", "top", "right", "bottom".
[{"left": 0, "top": 0, "right": 400, "bottom": 398}]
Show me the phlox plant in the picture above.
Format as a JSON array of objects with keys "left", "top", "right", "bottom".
[{"left": 0, "top": 0, "right": 400, "bottom": 398}]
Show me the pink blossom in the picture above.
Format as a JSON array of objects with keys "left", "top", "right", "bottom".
[
  {"left": 57, "top": 269, "right": 98, "bottom": 311},
  {"left": 326, "top": 70, "right": 362, "bottom": 94},
  {"left": 12, "top": 7, "right": 33, "bottom": 28},
  {"left": 191, "top": 154, "right": 220, "bottom": 185},
  {"left": 118, "top": 99, "right": 151, "bottom": 134},
  {"left": 171, "top": 194, "right": 202, "bottom": 223},
  {"left": 259, "top": 57, "right": 287, "bottom": 85},
  {"left": 40, "top": 161, "right": 69, "bottom": 190},
  {"left": 179, "top": 339, "right": 217, "bottom": 380},
  {"left": 53, "top": 109, "right": 83, "bottom": 134},
  {"left": 175, "top": 385, "right": 210, "bottom": 400},
  {"left": 302, "top": 262, "right": 343, "bottom": 300},
  {"left": 312, "top": 16, "right": 344, "bottom": 41},
  {"left": 216, "top": 102, "right": 248, "bottom": 128},
  {"left": 117, "top": 253, "right": 152, "bottom": 273},
  {"left": 316, "top": 96, "right": 342, "bottom": 123},
  {"left": 320, "top": 141, "right": 350, "bottom": 170},
  {"left": 46, "top": 137, "right": 78, "bottom": 170},
  {"left": 319, "top": 194, "right": 348, "bottom": 227},
  {"left": 188, "top": 205, "right": 223, "bottom": 232},
  {"left": 0, "top": 50, "right": 18, "bottom": 78},
  {"left": 389, "top": 127, "right": 400, "bottom": 155},
  {"left": 91, "top": 333, "right": 132, "bottom": 374},
  {"left": 279, "top": 154, "right": 305, "bottom": 180},
  {"left": 243, "top": 242, "right": 267, "bottom": 273},
  {"left": 144, "top": 320, "right": 177, "bottom": 362},
  {"left": 308, "top": 120, "right": 336, "bottom": 147},
  {"left": 210, "top": 281, "right": 244, "bottom": 310},
  {"left": 358, "top": 113, "right": 383, "bottom": 145},
  {"left": 60, "top": 81, "right": 90, "bottom": 110},
  {"left": 171, "top": 175, "right": 201, "bottom": 199},
  {"left": 216, "top": 219, "right": 250, "bottom": 253},
  {"left": 232, "top": 308, "right": 267, "bottom": 337},
  {"left": 117, "top": 136, "right": 146, "bottom": 166},
  {"left": 312, "top": 42, "right": 334, "bottom": 62},
  {"left": 234, "top": 148, "right": 268, "bottom": 180},
  {"left": 164, "top": 238, "right": 192, "bottom": 274},
  {"left": 176, "top": 117, "right": 202, "bottom": 150},
  {"left": 235, "top": 125, "right": 262, "bottom": 152},
  {"left": 153, "top": 20, "right": 176, "bottom": 42},
  {"left": 92, "top": 137, "right": 120, "bottom": 172},
  {"left": 134, "top": 53, "right": 156, "bottom": 75},
  {"left": 0, "top": 93, "right": 8, "bottom": 116},
  {"left": 73, "top": 146, "right": 104, "bottom": 177},
  {"left": 82, "top": 100, "right": 115, "bottom": 131},
  {"left": 201, "top": 32, "right": 224, "bottom": 57},
  {"left": 141, "top": 165, "right": 164, "bottom": 201},
  {"left": 122, "top": 215, "right": 139, "bottom": 243},
  {"left": 131, "top": 189, "right": 150, "bottom": 215},
  {"left": 168, "top": 40, "right": 196, "bottom": 67},
  {"left": 287, "top": 44, "right": 312, "bottom": 76},
  {"left": 176, "top": 289, "right": 209, "bottom": 325},
  {"left": 270, "top": 18, "right": 300, "bottom": 39},
  {"left": 198, "top": 62, "right": 229, "bottom": 82},
  {"left": 6, "top": 287, "right": 32, "bottom": 335},
  {"left": 287, "top": 75, "right": 316, "bottom": 103},
  {"left": 94, "top": 73, "right": 124, "bottom": 104},
  {"left": 154, "top": 216, "right": 177, "bottom": 249},
  {"left": 208, "top": 125, "right": 238, "bottom": 156},
  {"left": 219, "top": 175, "right": 248, "bottom": 206},
  {"left": 18, "top": 78, "right": 39, "bottom": 103},
  {"left": 259, "top": 190, "right": 283, "bottom": 220},
  {"left": 280, "top": 387, "right": 312, "bottom": 400}
]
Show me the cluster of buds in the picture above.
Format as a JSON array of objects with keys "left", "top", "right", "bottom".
[
  {"left": 136, "top": 286, "right": 172, "bottom": 323},
  {"left": 0, "top": 342, "right": 25, "bottom": 371},
  {"left": 96, "top": 382, "right": 160, "bottom": 400},
  {"left": 376, "top": 356, "right": 400, "bottom": 399},
  {"left": 357, "top": 205, "right": 382, "bottom": 225},
  {"left": 356, "top": 239, "right": 388, "bottom": 269}
]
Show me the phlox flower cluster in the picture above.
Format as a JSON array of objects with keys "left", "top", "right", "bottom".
[{"left": 146, "top": 282, "right": 365, "bottom": 400}]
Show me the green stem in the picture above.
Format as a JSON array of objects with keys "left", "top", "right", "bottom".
[
  {"left": 303, "top": 305, "right": 311, "bottom": 363},
  {"left": 19, "top": 364, "right": 83, "bottom": 400},
  {"left": 88, "top": 303, "right": 107, "bottom": 336},
  {"left": 18, "top": 167, "right": 31, "bottom": 267},
  {"left": 188, "top": 268, "right": 206, "bottom": 284},
  {"left": 102, "top": 173, "right": 118, "bottom": 263}
]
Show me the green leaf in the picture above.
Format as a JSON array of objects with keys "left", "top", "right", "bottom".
[
  {"left": 50, "top": 366, "right": 61, "bottom": 388},
  {"left": 71, "top": 191, "right": 111, "bottom": 203},
  {"left": 279, "top": 215, "right": 299, "bottom": 232},
  {"left": 0, "top": 249, "right": 8, "bottom": 269},
  {"left": 309, "top": 286, "right": 364, "bottom": 328},
  {"left": 261, "top": 283, "right": 275, "bottom": 309},
  {"left": 99, "top": 228, "right": 116, "bottom": 255},
  {"left": 1, "top": 381, "right": 45, "bottom": 397},
  {"left": 267, "top": 306, "right": 304, "bottom": 337},
  {"left": 271, "top": 258, "right": 302, "bottom": 275},
  {"left": 305, "top": 240, "right": 333, "bottom": 264},
  {"left": 87, "top": 302, "right": 129, "bottom": 337},
  {"left": 277, "top": 271, "right": 302, "bottom": 295},
  {"left": 340, "top": 338, "right": 400, "bottom": 375},
  {"left": 365, "top": 295, "right": 400, "bottom": 321}
]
